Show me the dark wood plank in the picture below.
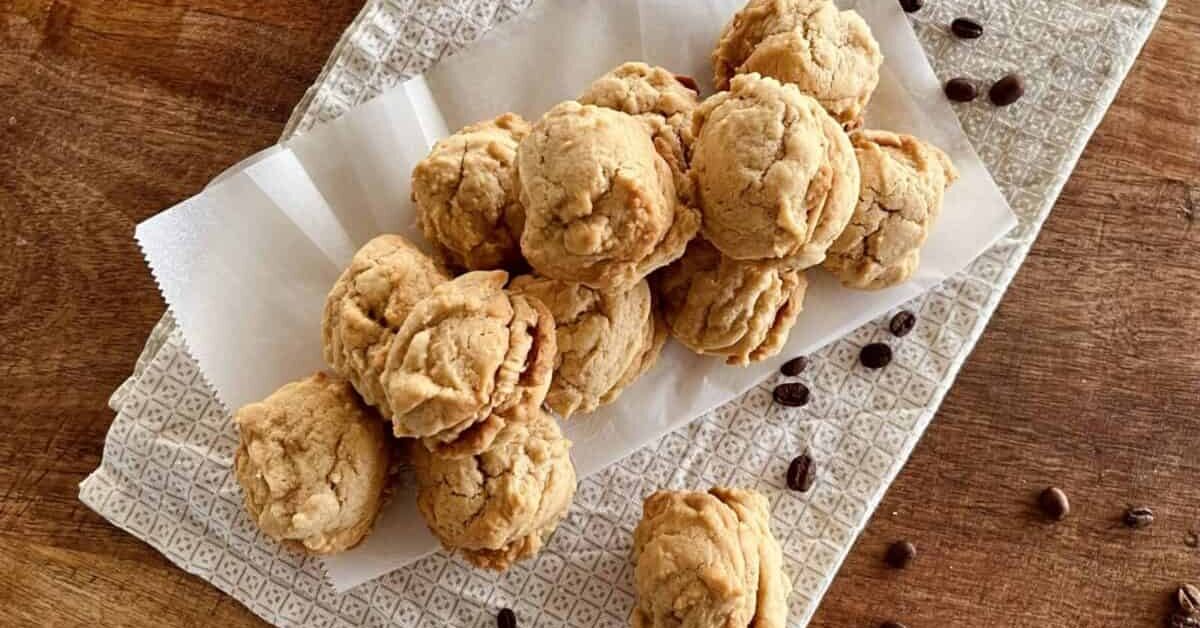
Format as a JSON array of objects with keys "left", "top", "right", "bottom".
[{"left": 0, "top": 1, "right": 1195, "bottom": 627}]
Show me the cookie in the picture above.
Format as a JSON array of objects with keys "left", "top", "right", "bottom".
[
  {"left": 233, "top": 373, "right": 390, "bottom": 555},
  {"left": 322, "top": 235, "right": 449, "bottom": 417},
  {"left": 517, "top": 101, "right": 700, "bottom": 291},
  {"left": 412, "top": 113, "right": 530, "bottom": 272},
  {"left": 658, "top": 238, "right": 807, "bottom": 366},
  {"left": 509, "top": 274, "right": 666, "bottom": 418},
  {"left": 411, "top": 410, "right": 576, "bottom": 571},
  {"left": 713, "top": 0, "right": 882, "bottom": 127},
  {"left": 824, "top": 130, "right": 959, "bottom": 290},
  {"left": 631, "top": 487, "right": 791, "bottom": 628},
  {"left": 381, "top": 271, "right": 556, "bottom": 456},
  {"left": 691, "top": 73, "right": 859, "bottom": 268},
  {"left": 579, "top": 62, "right": 701, "bottom": 203}
]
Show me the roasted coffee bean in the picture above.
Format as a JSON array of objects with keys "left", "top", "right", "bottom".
[
  {"left": 497, "top": 608, "right": 517, "bottom": 628},
  {"left": 860, "top": 343, "right": 893, "bottom": 369},
  {"left": 889, "top": 310, "right": 917, "bottom": 337},
  {"left": 674, "top": 74, "right": 699, "bottom": 94},
  {"left": 881, "top": 622, "right": 909, "bottom": 628},
  {"left": 1123, "top": 506, "right": 1155, "bottom": 529},
  {"left": 899, "top": 0, "right": 923, "bottom": 13},
  {"left": 1169, "top": 613, "right": 1200, "bottom": 628},
  {"left": 989, "top": 74, "right": 1026, "bottom": 106},
  {"left": 944, "top": 78, "right": 978, "bottom": 102},
  {"left": 787, "top": 453, "right": 816, "bottom": 492},
  {"left": 885, "top": 540, "right": 917, "bottom": 569},
  {"left": 1179, "top": 584, "right": 1200, "bottom": 614},
  {"left": 951, "top": 17, "right": 984, "bottom": 39},
  {"left": 1039, "top": 487, "right": 1070, "bottom": 520},
  {"left": 781, "top": 355, "right": 809, "bottom": 376},
  {"left": 773, "top": 382, "right": 810, "bottom": 407}
]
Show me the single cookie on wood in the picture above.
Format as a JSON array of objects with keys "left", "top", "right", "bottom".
[
  {"left": 658, "top": 238, "right": 807, "bottom": 366},
  {"left": 509, "top": 274, "right": 666, "bottom": 418},
  {"left": 713, "top": 0, "right": 882, "bottom": 127},
  {"left": 631, "top": 487, "right": 791, "bottom": 628},
  {"left": 824, "top": 130, "right": 959, "bottom": 290},
  {"left": 411, "top": 410, "right": 576, "bottom": 571},
  {"left": 691, "top": 73, "right": 859, "bottom": 268},
  {"left": 412, "top": 113, "right": 530, "bottom": 272},
  {"left": 322, "top": 234, "right": 449, "bottom": 418},
  {"left": 234, "top": 373, "right": 390, "bottom": 555},
  {"left": 518, "top": 101, "right": 700, "bottom": 291},
  {"left": 381, "top": 271, "right": 556, "bottom": 457}
]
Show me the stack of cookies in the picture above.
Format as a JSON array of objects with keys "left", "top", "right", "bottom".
[{"left": 230, "top": 0, "right": 959, "bottom": 620}]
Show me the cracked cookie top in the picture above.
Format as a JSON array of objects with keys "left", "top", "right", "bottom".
[
  {"left": 658, "top": 238, "right": 807, "bottom": 366},
  {"left": 381, "top": 271, "right": 556, "bottom": 457},
  {"left": 517, "top": 101, "right": 700, "bottom": 291},
  {"left": 322, "top": 235, "right": 449, "bottom": 418},
  {"left": 579, "top": 62, "right": 701, "bottom": 203},
  {"left": 411, "top": 409, "right": 576, "bottom": 571},
  {"left": 413, "top": 113, "right": 530, "bottom": 272},
  {"left": 631, "top": 487, "right": 791, "bottom": 628},
  {"left": 691, "top": 73, "right": 859, "bottom": 268},
  {"left": 509, "top": 274, "right": 666, "bottom": 418},
  {"left": 234, "top": 373, "right": 390, "bottom": 555},
  {"left": 824, "top": 130, "right": 959, "bottom": 290},
  {"left": 712, "top": 0, "right": 881, "bottom": 127}
]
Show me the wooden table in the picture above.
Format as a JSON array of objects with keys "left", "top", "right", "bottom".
[{"left": 1, "top": 2, "right": 1196, "bottom": 626}]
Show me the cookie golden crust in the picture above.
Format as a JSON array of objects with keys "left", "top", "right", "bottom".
[
  {"left": 631, "top": 488, "right": 791, "bottom": 628},
  {"left": 517, "top": 101, "right": 700, "bottom": 291},
  {"left": 234, "top": 373, "right": 390, "bottom": 555},
  {"left": 411, "top": 410, "right": 577, "bottom": 571},
  {"left": 824, "top": 130, "right": 959, "bottom": 290},
  {"left": 322, "top": 235, "right": 449, "bottom": 418},
  {"left": 509, "top": 274, "right": 666, "bottom": 418},
  {"left": 578, "top": 62, "right": 701, "bottom": 202},
  {"left": 713, "top": 0, "right": 881, "bottom": 126},
  {"left": 413, "top": 113, "right": 530, "bottom": 272},
  {"left": 691, "top": 73, "right": 859, "bottom": 268},
  {"left": 659, "top": 239, "right": 807, "bottom": 366},
  {"left": 380, "top": 271, "right": 556, "bottom": 456}
]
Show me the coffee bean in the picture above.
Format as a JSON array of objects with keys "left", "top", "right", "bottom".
[
  {"left": 944, "top": 78, "right": 978, "bottom": 102},
  {"left": 951, "top": 17, "right": 984, "bottom": 39},
  {"left": 899, "top": 0, "right": 923, "bottom": 13},
  {"left": 1123, "top": 506, "right": 1155, "bottom": 529},
  {"left": 1039, "top": 487, "right": 1070, "bottom": 520},
  {"left": 885, "top": 540, "right": 917, "bottom": 569},
  {"left": 786, "top": 453, "right": 816, "bottom": 492},
  {"left": 780, "top": 355, "right": 809, "bottom": 377},
  {"left": 989, "top": 73, "right": 1026, "bottom": 106},
  {"left": 773, "top": 382, "right": 810, "bottom": 407},
  {"left": 881, "top": 622, "right": 909, "bottom": 628},
  {"left": 1178, "top": 584, "right": 1200, "bottom": 614},
  {"left": 1169, "top": 613, "right": 1200, "bottom": 628},
  {"left": 889, "top": 310, "right": 917, "bottom": 337},
  {"left": 497, "top": 608, "right": 517, "bottom": 628},
  {"left": 674, "top": 74, "right": 699, "bottom": 94},
  {"left": 860, "top": 343, "right": 893, "bottom": 369}
]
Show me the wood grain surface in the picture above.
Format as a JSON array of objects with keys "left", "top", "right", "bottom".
[{"left": 0, "top": 2, "right": 1196, "bottom": 627}]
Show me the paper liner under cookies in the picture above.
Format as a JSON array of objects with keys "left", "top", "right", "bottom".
[{"left": 131, "top": 0, "right": 1017, "bottom": 592}]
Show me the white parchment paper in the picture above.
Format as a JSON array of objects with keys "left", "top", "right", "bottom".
[{"left": 134, "top": 0, "right": 1015, "bottom": 592}]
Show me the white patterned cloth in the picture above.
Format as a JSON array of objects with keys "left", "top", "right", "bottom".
[{"left": 80, "top": 1, "right": 1165, "bottom": 626}]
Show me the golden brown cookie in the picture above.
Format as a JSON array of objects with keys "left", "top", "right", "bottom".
[
  {"left": 509, "top": 274, "right": 666, "bottom": 418},
  {"left": 322, "top": 235, "right": 449, "bottom": 417},
  {"left": 412, "top": 113, "right": 530, "bottom": 272},
  {"left": 517, "top": 101, "right": 700, "bottom": 291},
  {"left": 824, "top": 130, "right": 959, "bottom": 290},
  {"left": 411, "top": 410, "right": 576, "bottom": 571},
  {"left": 658, "top": 239, "right": 807, "bottom": 366},
  {"left": 381, "top": 271, "right": 556, "bottom": 456},
  {"left": 631, "top": 487, "right": 791, "bottom": 628},
  {"left": 691, "top": 73, "right": 859, "bottom": 268},
  {"left": 233, "top": 373, "right": 390, "bottom": 555},
  {"left": 579, "top": 62, "right": 701, "bottom": 203},
  {"left": 712, "top": 0, "right": 882, "bottom": 127}
]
